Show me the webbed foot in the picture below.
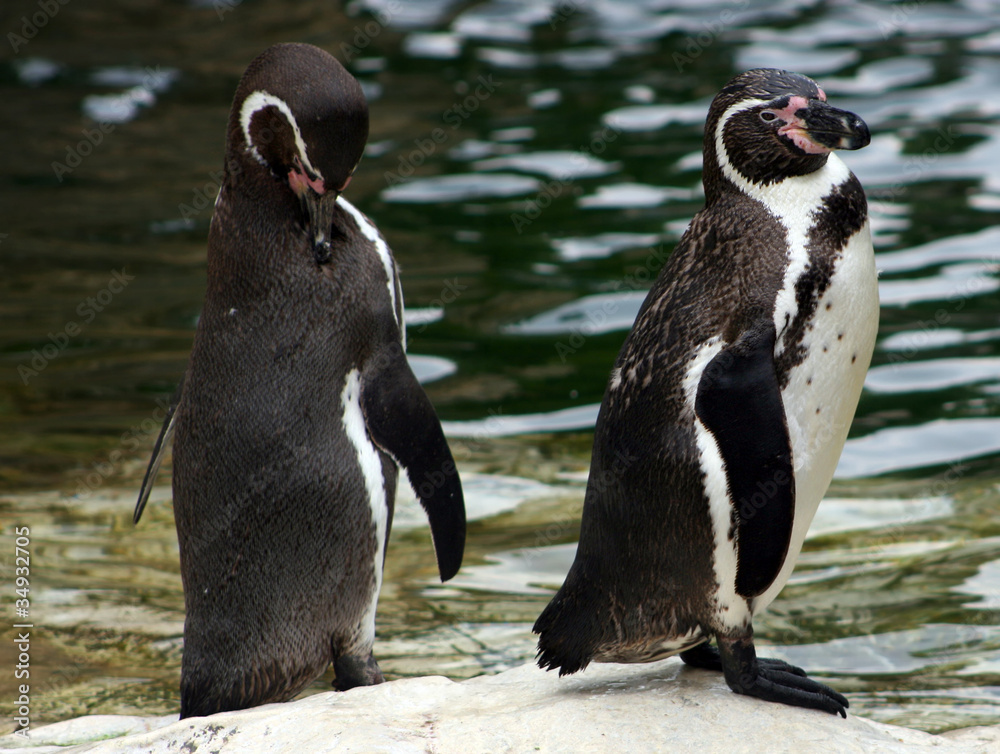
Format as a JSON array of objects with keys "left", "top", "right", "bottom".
[{"left": 716, "top": 635, "right": 848, "bottom": 717}]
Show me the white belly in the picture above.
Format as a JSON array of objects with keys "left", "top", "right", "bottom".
[{"left": 752, "top": 220, "right": 879, "bottom": 613}]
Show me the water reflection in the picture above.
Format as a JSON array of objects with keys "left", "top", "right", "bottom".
[
  {"left": 865, "top": 358, "right": 1000, "bottom": 394},
  {"left": 502, "top": 291, "right": 646, "bottom": 335},
  {"left": 2, "top": 0, "right": 1000, "bottom": 734},
  {"left": 383, "top": 172, "right": 541, "bottom": 202},
  {"left": 837, "top": 418, "right": 1000, "bottom": 477}
]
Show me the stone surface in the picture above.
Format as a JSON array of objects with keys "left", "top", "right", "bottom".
[{"left": 3, "top": 660, "right": 999, "bottom": 753}]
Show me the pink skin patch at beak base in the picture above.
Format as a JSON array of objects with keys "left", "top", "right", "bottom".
[
  {"left": 288, "top": 157, "right": 326, "bottom": 197},
  {"left": 772, "top": 95, "right": 832, "bottom": 155},
  {"left": 778, "top": 124, "right": 832, "bottom": 155}
]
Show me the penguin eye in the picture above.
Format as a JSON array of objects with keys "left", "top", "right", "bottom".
[{"left": 759, "top": 111, "right": 778, "bottom": 123}]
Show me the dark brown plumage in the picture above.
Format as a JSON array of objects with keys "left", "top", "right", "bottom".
[
  {"left": 135, "top": 44, "right": 465, "bottom": 718},
  {"left": 534, "top": 69, "right": 876, "bottom": 717}
]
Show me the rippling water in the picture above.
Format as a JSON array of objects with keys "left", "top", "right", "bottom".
[{"left": 1, "top": 0, "right": 999, "bottom": 734}]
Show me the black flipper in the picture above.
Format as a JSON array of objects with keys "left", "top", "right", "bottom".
[
  {"left": 717, "top": 634, "right": 849, "bottom": 717},
  {"left": 695, "top": 320, "right": 794, "bottom": 598},
  {"left": 133, "top": 376, "right": 184, "bottom": 524},
  {"left": 361, "top": 343, "right": 465, "bottom": 581}
]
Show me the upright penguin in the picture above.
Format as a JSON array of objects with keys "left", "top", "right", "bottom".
[
  {"left": 134, "top": 43, "right": 465, "bottom": 718},
  {"left": 534, "top": 69, "right": 876, "bottom": 717}
]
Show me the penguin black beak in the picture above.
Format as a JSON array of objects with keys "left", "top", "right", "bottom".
[
  {"left": 288, "top": 157, "right": 338, "bottom": 265},
  {"left": 300, "top": 189, "right": 338, "bottom": 265},
  {"left": 797, "top": 100, "right": 870, "bottom": 151}
]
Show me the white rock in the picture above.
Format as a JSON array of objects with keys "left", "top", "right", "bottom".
[
  {"left": 0, "top": 715, "right": 175, "bottom": 752},
  {"left": 3, "top": 660, "right": 999, "bottom": 753}
]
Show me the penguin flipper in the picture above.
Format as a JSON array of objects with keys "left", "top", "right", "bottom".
[
  {"left": 133, "top": 377, "right": 184, "bottom": 524},
  {"left": 361, "top": 344, "right": 466, "bottom": 581},
  {"left": 694, "top": 320, "right": 794, "bottom": 598}
]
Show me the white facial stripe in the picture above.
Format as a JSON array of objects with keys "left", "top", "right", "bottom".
[
  {"left": 337, "top": 196, "right": 401, "bottom": 330},
  {"left": 714, "top": 98, "right": 852, "bottom": 354},
  {"left": 341, "top": 368, "right": 388, "bottom": 648},
  {"left": 714, "top": 98, "right": 768, "bottom": 191},
  {"left": 681, "top": 338, "right": 752, "bottom": 631},
  {"left": 239, "top": 90, "right": 324, "bottom": 181}
]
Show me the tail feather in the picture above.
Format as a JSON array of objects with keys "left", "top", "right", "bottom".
[{"left": 533, "top": 577, "right": 605, "bottom": 676}]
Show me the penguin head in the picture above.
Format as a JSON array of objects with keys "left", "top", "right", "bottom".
[
  {"left": 703, "top": 68, "right": 869, "bottom": 198},
  {"left": 226, "top": 43, "right": 369, "bottom": 263}
]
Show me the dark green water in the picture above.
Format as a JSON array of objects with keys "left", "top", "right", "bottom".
[{"left": 1, "top": 0, "right": 999, "bottom": 734}]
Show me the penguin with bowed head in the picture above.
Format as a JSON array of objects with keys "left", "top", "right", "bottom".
[
  {"left": 534, "top": 68, "right": 876, "bottom": 717},
  {"left": 134, "top": 43, "right": 466, "bottom": 718}
]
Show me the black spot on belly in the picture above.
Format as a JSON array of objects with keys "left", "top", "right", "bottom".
[
  {"left": 811, "top": 177, "right": 868, "bottom": 251},
  {"left": 774, "top": 175, "right": 867, "bottom": 388},
  {"left": 822, "top": 345, "right": 828, "bottom": 353},
  {"left": 837, "top": 332, "right": 844, "bottom": 340},
  {"left": 825, "top": 302, "right": 832, "bottom": 310},
  {"left": 806, "top": 377, "right": 812, "bottom": 385},
  {"left": 851, "top": 353, "right": 857, "bottom": 364},
  {"left": 815, "top": 407, "right": 821, "bottom": 414}
]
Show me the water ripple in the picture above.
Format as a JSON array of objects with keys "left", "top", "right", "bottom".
[
  {"left": 865, "top": 358, "right": 1000, "bottom": 393},
  {"left": 503, "top": 291, "right": 647, "bottom": 335},
  {"left": 382, "top": 173, "right": 541, "bottom": 203},
  {"left": 473, "top": 151, "right": 618, "bottom": 180},
  {"left": 837, "top": 417, "right": 1000, "bottom": 477}
]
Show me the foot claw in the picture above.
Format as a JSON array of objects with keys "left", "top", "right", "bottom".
[{"left": 717, "top": 635, "right": 848, "bottom": 717}]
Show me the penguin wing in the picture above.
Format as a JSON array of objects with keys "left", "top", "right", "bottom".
[
  {"left": 133, "top": 377, "right": 184, "bottom": 524},
  {"left": 694, "top": 320, "right": 794, "bottom": 598},
  {"left": 360, "top": 345, "right": 466, "bottom": 581}
]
